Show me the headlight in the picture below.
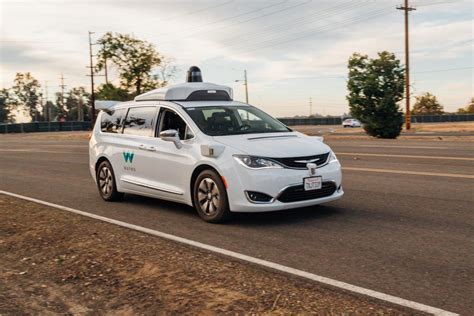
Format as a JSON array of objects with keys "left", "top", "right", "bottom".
[
  {"left": 233, "top": 155, "right": 283, "bottom": 169},
  {"left": 328, "top": 151, "right": 338, "bottom": 162}
]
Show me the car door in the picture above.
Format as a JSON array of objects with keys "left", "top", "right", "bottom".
[
  {"left": 141, "top": 105, "right": 197, "bottom": 202},
  {"left": 117, "top": 105, "right": 160, "bottom": 194}
]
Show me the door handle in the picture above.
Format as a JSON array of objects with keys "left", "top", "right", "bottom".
[
  {"left": 146, "top": 146, "right": 156, "bottom": 152},
  {"left": 138, "top": 144, "right": 146, "bottom": 150}
]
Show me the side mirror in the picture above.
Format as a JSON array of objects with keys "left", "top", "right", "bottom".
[{"left": 159, "top": 129, "right": 182, "bottom": 149}]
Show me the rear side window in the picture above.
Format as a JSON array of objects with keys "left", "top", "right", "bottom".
[
  {"left": 123, "top": 107, "right": 157, "bottom": 137},
  {"left": 100, "top": 109, "right": 126, "bottom": 133}
]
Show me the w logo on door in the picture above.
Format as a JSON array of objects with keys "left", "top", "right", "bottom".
[{"left": 123, "top": 151, "right": 135, "bottom": 163}]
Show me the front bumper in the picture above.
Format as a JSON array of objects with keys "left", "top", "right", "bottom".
[{"left": 225, "top": 160, "right": 343, "bottom": 212}]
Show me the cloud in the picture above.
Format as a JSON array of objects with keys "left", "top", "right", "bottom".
[{"left": 0, "top": 0, "right": 472, "bottom": 116}]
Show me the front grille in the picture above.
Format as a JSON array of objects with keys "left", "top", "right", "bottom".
[
  {"left": 272, "top": 152, "right": 330, "bottom": 169},
  {"left": 278, "top": 182, "right": 337, "bottom": 203}
]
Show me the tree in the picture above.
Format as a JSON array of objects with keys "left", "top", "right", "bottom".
[
  {"left": 0, "top": 89, "right": 14, "bottom": 123},
  {"left": 96, "top": 83, "right": 130, "bottom": 101},
  {"left": 10, "top": 73, "right": 42, "bottom": 122},
  {"left": 347, "top": 51, "right": 405, "bottom": 139},
  {"left": 457, "top": 97, "right": 474, "bottom": 114},
  {"left": 43, "top": 100, "right": 60, "bottom": 122},
  {"left": 96, "top": 32, "right": 165, "bottom": 95},
  {"left": 64, "top": 87, "right": 90, "bottom": 121},
  {"left": 153, "top": 56, "right": 178, "bottom": 87},
  {"left": 54, "top": 92, "right": 68, "bottom": 121},
  {"left": 412, "top": 92, "right": 444, "bottom": 115}
]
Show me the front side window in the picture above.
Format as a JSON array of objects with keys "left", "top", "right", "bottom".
[
  {"left": 100, "top": 108, "right": 126, "bottom": 133},
  {"left": 185, "top": 106, "right": 290, "bottom": 136},
  {"left": 158, "top": 109, "right": 194, "bottom": 140},
  {"left": 122, "top": 107, "right": 157, "bottom": 137}
]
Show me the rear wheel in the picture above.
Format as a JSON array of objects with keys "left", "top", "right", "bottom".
[
  {"left": 193, "top": 170, "right": 230, "bottom": 223},
  {"left": 96, "top": 160, "right": 123, "bottom": 201}
]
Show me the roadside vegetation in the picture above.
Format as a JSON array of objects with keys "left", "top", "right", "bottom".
[
  {"left": 0, "top": 33, "right": 175, "bottom": 123},
  {"left": 347, "top": 52, "right": 405, "bottom": 139}
]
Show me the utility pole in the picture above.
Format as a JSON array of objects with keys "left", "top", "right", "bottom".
[
  {"left": 59, "top": 73, "right": 67, "bottom": 116},
  {"left": 244, "top": 70, "right": 248, "bottom": 104},
  {"left": 103, "top": 43, "right": 109, "bottom": 85},
  {"left": 44, "top": 81, "right": 51, "bottom": 122},
  {"left": 235, "top": 69, "right": 249, "bottom": 104},
  {"left": 397, "top": 0, "right": 416, "bottom": 130},
  {"left": 309, "top": 97, "right": 313, "bottom": 117},
  {"left": 88, "top": 31, "right": 97, "bottom": 124}
]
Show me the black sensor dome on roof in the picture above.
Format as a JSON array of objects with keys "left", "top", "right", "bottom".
[{"left": 187, "top": 66, "right": 203, "bottom": 82}]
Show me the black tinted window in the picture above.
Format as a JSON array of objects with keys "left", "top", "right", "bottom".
[
  {"left": 100, "top": 109, "right": 126, "bottom": 133},
  {"left": 185, "top": 106, "right": 290, "bottom": 136},
  {"left": 159, "top": 109, "right": 194, "bottom": 140},
  {"left": 123, "top": 107, "right": 157, "bottom": 137}
]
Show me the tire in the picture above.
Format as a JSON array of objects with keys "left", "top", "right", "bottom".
[
  {"left": 96, "top": 160, "right": 123, "bottom": 201},
  {"left": 193, "top": 169, "right": 231, "bottom": 223}
]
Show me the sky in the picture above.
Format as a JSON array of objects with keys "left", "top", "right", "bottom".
[{"left": 0, "top": 0, "right": 472, "bottom": 119}]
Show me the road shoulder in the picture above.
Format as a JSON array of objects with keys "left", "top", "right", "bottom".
[{"left": 0, "top": 194, "right": 418, "bottom": 314}]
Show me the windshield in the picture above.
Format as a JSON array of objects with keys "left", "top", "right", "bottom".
[{"left": 184, "top": 106, "right": 291, "bottom": 136}]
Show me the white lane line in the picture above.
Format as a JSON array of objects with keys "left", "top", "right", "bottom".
[
  {"left": 337, "top": 145, "right": 449, "bottom": 149},
  {"left": 0, "top": 190, "right": 458, "bottom": 316},
  {"left": 0, "top": 149, "right": 85, "bottom": 154},
  {"left": 343, "top": 167, "right": 474, "bottom": 179},
  {"left": 338, "top": 153, "right": 474, "bottom": 161}
]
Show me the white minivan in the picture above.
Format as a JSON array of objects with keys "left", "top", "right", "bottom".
[{"left": 89, "top": 67, "right": 343, "bottom": 222}]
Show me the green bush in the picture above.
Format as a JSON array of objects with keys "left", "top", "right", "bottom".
[{"left": 347, "top": 52, "right": 405, "bottom": 139}]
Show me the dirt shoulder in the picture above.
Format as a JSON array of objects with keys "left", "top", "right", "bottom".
[{"left": 0, "top": 195, "right": 419, "bottom": 314}]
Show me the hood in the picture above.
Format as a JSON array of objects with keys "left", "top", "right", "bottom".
[{"left": 213, "top": 132, "right": 331, "bottom": 158}]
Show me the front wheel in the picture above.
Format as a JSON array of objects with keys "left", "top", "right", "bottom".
[
  {"left": 193, "top": 170, "right": 231, "bottom": 223},
  {"left": 96, "top": 160, "right": 123, "bottom": 201}
]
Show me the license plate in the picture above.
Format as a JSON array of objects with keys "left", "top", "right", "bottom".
[{"left": 304, "top": 176, "right": 322, "bottom": 191}]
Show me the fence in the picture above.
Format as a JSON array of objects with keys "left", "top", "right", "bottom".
[
  {"left": 0, "top": 121, "right": 92, "bottom": 134},
  {"left": 279, "top": 114, "right": 474, "bottom": 126},
  {"left": 410, "top": 114, "right": 474, "bottom": 123}
]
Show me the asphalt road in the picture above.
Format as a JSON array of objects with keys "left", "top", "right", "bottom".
[{"left": 1, "top": 135, "right": 473, "bottom": 314}]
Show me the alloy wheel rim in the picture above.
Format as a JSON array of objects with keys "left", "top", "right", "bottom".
[
  {"left": 197, "top": 178, "right": 220, "bottom": 216},
  {"left": 99, "top": 166, "right": 113, "bottom": 196}
]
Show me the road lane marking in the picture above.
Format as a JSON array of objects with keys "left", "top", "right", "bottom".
[
  {"left": 340, "top": 145, "right": 449, "bottom": 149},
  {"left": 338, "top": 153, "right": 474, "bottom": 161},
  {"left": 0, "top": 149, "right": 86, "bottom": 154},
  {"left": 343, "top": 167, "right": 474, "bottom": 179},
  {"left": 0, "top": 190, "right": 458, "bottom": 316}
]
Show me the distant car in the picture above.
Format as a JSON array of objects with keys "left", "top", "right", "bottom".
[{"left": 342, "top": 119, "right": 361, "bottom": 128}]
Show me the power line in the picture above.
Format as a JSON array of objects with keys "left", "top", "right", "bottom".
[
  {"left": 157, "top": 0, "right": 235, "bottom": 23},
  {"left": 204, "top": 6, "right": 394, "bottom": 61},
  {"left": 165, "top": 0, "right": 313, "bottom": 44},
  {"left": 412, "top": 66, "right": 474, "bottom": 74},
  {"left": 241, "top": 7, "right": 393, "bottom": 53},
  {"left": 154, "top": 0, "right": 288, "bottom": 40},
  {"left": 217, "top": 1, "right": 369, "bottom": 47}
]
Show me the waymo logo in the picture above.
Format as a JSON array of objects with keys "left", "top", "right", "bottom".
[{"left": 123, "top": 151, "right": 135, "bottom": 163}]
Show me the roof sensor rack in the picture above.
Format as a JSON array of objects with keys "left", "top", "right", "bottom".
[{"left": 134, "top": 66, "right": 233, "bottom": 102}]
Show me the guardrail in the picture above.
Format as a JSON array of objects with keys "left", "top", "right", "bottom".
[{"left": 0, "top": 121, "right": 91, "bottom": 134}]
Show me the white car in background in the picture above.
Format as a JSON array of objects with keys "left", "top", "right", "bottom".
[
  {"left": 89, "top": 67, "right": 343, "bottom": 223},
  {"left": 342, "top": 118, "right": 361, "bottom": 128}
]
